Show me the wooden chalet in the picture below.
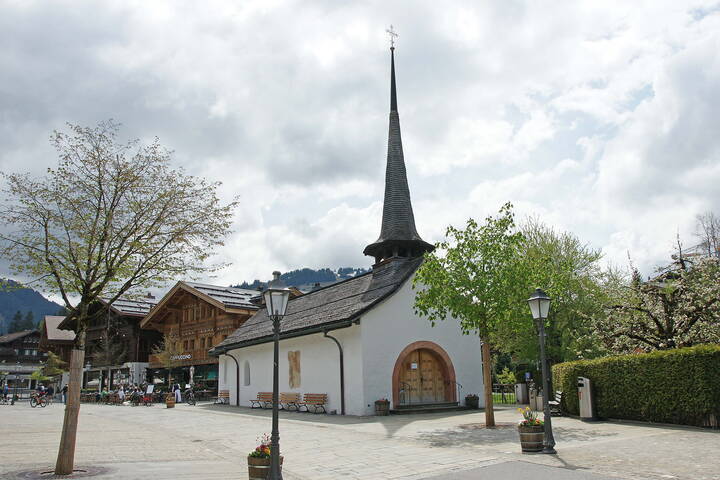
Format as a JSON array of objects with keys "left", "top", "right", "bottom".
[
  {"left": 0, "top": 329, "right": 46, "bottom": 390},
  {"left": 58, "top": 295, "right": 162, "bottom": 389},
  {"left": 140, "top": 282, "right": 260, "bottom": 391},
  {"left": 39, "top": 315, "right": 76, "bottom": 363}
]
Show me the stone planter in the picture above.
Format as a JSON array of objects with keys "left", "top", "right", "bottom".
[
  {"left": 465, "top": 394, "right": 479, "bottom": 409},
  {"left": 165, "top": 393, "right": 175, "bottom": 409},
  {"left": 518, "top": 424, "right": 544, "bottom": 452},
  {"left": 375, "top": 400, "right": 390, "bottom": 416},
  {"left": 248, "top": 455, "right": 283, "bottom": 480}
]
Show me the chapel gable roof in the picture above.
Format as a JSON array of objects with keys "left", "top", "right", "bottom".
[{"left": 211, "top": 257, "right": 422, "bottom": 353}]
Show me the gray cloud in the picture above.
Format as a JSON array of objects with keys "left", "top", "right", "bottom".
[{"left": 1, "top": 0, "right": 719, "bottom": 288}]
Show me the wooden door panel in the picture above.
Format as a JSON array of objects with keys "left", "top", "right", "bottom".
[{"left": 399, "top": 348, "right": 448, "bottom": 404}]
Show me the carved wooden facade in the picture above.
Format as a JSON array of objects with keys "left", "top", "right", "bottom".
[{"left": 141, "top": 282, "right": 259, "bottom": 369}]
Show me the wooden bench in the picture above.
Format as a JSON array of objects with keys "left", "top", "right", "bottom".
[
  {"left": 280, "top": 392, "right": 301, "bottom": 411},
  {"left": 250, "top": 392, "right": 273, "bottom": 409},
  {"left": 299, "top": 393, "right": 327, "bottom": 414},
  {"left": 215, "top": 390, "right": 230, "bottom": 405},
  {"left": 549, "top": 391, "right": 564, "bottom": 416}
]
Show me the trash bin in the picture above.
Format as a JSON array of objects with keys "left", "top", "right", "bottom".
[
  {"left": 577, "top": 377, "right": 595, "bottom": 420},
  {"left": 515, "top": 383, "right": 529, "bottom": 404}
]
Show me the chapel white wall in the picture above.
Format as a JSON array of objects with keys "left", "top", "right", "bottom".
[
  {"left": 219, "top": 325, "right": 364, "bottom": 415},
  {"left": 360, "top": 272, "right": 484, "bottom": 415}
]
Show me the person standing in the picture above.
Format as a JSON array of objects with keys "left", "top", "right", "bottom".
[
  {"left": 173, "top": 383, "right": 181, "bottom": 403},
  {"left": 61, "top": 384, "right": 68, "bottom": 404},
  {"left": 118, "top": 385, "right": 125, "bottom": 403},
  {"left": 47, "top": 385, "right": 55, "bottom": 404}
]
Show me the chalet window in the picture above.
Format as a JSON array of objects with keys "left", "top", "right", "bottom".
[
  {"left": 243, "top": 361, "right": 250, "bottom": 386},
  {"left": 189, "top": 339, "right": 195, "bottom": 350}
]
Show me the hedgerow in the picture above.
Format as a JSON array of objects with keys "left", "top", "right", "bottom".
[{"left": 552, "top": 344, "right": 720, "bottom": 427}]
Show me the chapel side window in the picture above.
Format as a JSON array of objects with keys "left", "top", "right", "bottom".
[{"left": 243, "top": 361, "right": 250, "bottom": 386}]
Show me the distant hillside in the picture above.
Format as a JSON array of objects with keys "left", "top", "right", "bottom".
[
  {"left": 0, "top": 279, "right": 64, "bottom": 334},
  {"left": 233, "top": 267, "right": 370, "bottom": 292}
]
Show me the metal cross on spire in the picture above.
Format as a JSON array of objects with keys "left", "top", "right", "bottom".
[{"left": 386, "top": 25, "right": 398, "bottom": 48}]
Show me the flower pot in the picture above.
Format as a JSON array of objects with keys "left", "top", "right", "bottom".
[
  {"left": 465, "top": 395, "right": 479, "bottom": 409},
  {"left": 165, "top": 393, "right": 175, "bottom": 409},
  {"left": 518, "top": 424, "right": 544, "bottom": 452},
  {"left": 248, "top": 455, "right": 283, "bottom": 480},
  {"left": 375, "top": 400, "right": 390, "bottom": 416}
]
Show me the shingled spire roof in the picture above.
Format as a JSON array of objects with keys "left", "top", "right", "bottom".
[{"left": 363, "top": 46, "right": 434, "bottom": 264}]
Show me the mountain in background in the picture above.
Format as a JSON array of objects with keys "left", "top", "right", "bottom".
[
  {"left": 0, "top": 279, "right": 64, "bottom": 335},
  {"left": 233, "top": 267, "right": 370, "bottom": 292}
]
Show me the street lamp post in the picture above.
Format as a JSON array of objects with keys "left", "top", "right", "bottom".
[
  {"left": 263, "top": 271, "right": 291, "bottom": 480},
  {"left": 527, "top": 288, "right": 556, "bottom": 454}
]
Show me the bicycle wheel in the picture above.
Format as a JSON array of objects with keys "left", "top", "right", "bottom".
[
  {"left": 30, "top": 397, "right": 38, "bottom": 408},
  {"left": 40, "top": 398, "right": 48, "bottom": 407},
  {"left": 187, "top": 396, "right": 196, "bottom": 406}
]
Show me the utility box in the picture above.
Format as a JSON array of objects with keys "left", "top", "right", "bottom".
[
  {"left": 577, "top": 377, "right": 596, "bottom": 420},
  {"left": 515, "top": 383, "right": 529, "bottom": 404}
]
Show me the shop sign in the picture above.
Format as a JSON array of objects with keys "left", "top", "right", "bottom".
[{"left": 171, "top": 353, "right": 192, "bottom": 360}]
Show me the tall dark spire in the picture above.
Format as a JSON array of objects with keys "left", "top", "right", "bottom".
[{"left": 363, "top": 46, "right": 434, "bottom": 264}]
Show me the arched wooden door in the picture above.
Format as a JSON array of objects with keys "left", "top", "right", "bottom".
[{"left": 398, "top": 348, "right": 448, "bottom": 404}]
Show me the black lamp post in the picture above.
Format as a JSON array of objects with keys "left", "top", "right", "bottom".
[
  {"left": 263, "top": 271, "right": 291, "bottom": 480},
  {"left": 527, "top": 288, "right": 556, "bottom": 454}
]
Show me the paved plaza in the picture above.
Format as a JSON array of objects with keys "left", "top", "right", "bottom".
[{"left": 1, "top": 402, "right": 718, "bottom": 480}]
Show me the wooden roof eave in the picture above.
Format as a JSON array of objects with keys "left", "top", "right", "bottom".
[{"left": 140, "top": 281, "right": 257, "bottom": 329}]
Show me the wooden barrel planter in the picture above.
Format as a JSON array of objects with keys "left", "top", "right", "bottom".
[
  {"left": 518, "top": 425, "right": 544, "bottom": 452},
  {"left": 247, "top": 456, "right": 283, "bottom": 480},
  {"left": 375, "top": 400, "right": 390, "bottom": 416},
  {"left": 165, "top": 393, "right": 175, "bottom": 409}
]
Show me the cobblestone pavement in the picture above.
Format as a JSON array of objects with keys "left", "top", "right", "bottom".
[{"left": 1, "top": 402, "right": 718, "bottom": 480}]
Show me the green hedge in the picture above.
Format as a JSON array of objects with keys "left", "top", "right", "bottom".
[{"left": 552, "top": 344, "right": 720, "bottom": 427}]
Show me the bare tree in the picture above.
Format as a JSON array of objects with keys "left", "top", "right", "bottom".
[
  {"left": 695, "top": 212, "right": 720, "bottom": 259},
  {"left": 0, "top": 121, "right": 236, "bottom": 474}
]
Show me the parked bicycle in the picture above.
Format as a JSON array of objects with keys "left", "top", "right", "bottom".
[
  {"left": 30, "top": 392, "right": 48, "bottom": 408},
  {"left": 184, "top": 387, "right": 196, "bottom": 406}
]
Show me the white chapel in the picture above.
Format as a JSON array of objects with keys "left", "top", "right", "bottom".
[{"left": 211, "top": 46, "right": 484, "bottom": 416}]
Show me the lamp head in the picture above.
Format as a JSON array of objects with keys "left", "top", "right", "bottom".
[
  {"left": 527, "top": 288, "right": 551, "bottom": 320},
  {"left": 263, "top": 271, "right": 291, "bottom": 319}
]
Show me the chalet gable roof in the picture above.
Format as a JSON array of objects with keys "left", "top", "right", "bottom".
[
  {"left": 42, "top": 316, "right": 76, "bottom": 343},
  {"left": 211, "top": 257, "right": 422, "bottom": 354},
  {"left": 0, "top": 329, "right": 39, "bottom": 345},
  {"left": 140, "top": 281, "right": 259, "bottom": 329}
]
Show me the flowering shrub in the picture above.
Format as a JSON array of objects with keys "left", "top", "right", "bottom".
[
  {"left": 517, "top": 406, "right": 543, "bottom": 427},
  {"left": 248, "top": 434, "right": 272, "bottom": 458}
]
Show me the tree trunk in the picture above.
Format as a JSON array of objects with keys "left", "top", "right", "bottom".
[
  {"left": 481, "top": 341, "right": 495, "bottom": 427},
  {"left": 55, "top": 345, "right": 85, "bottom": 474}
]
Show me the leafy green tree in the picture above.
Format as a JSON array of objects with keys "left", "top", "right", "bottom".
[
  {"left": 0, "top": 120, "right": 236, "bottom": 474},
  {"left": 31, "top": 369, "right": 51, "bottom": 382},
  {"left": 151, "top": 333, "right": 184, "bottom": 385},
  {"left": 496, "top": 219, "right": 608, "bottom": 364},
  {"left": 496, "top": 366, "right": 516, "bottom": 385},
  {"left": 23, "top": 311, "right": 35, "bottom": 330},
  {"left": 414, "top": 203, "right": 526, "bottom": 427},
  {"left": 8, "top": 311, "right": 24, "bottom": 333},
  {"left": 42, "top": 351, "right": 68, "bottom": 378}
]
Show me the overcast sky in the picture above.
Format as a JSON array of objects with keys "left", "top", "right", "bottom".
[{"left": 1, "top": 1, "right": 719, "bottom": 292}]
